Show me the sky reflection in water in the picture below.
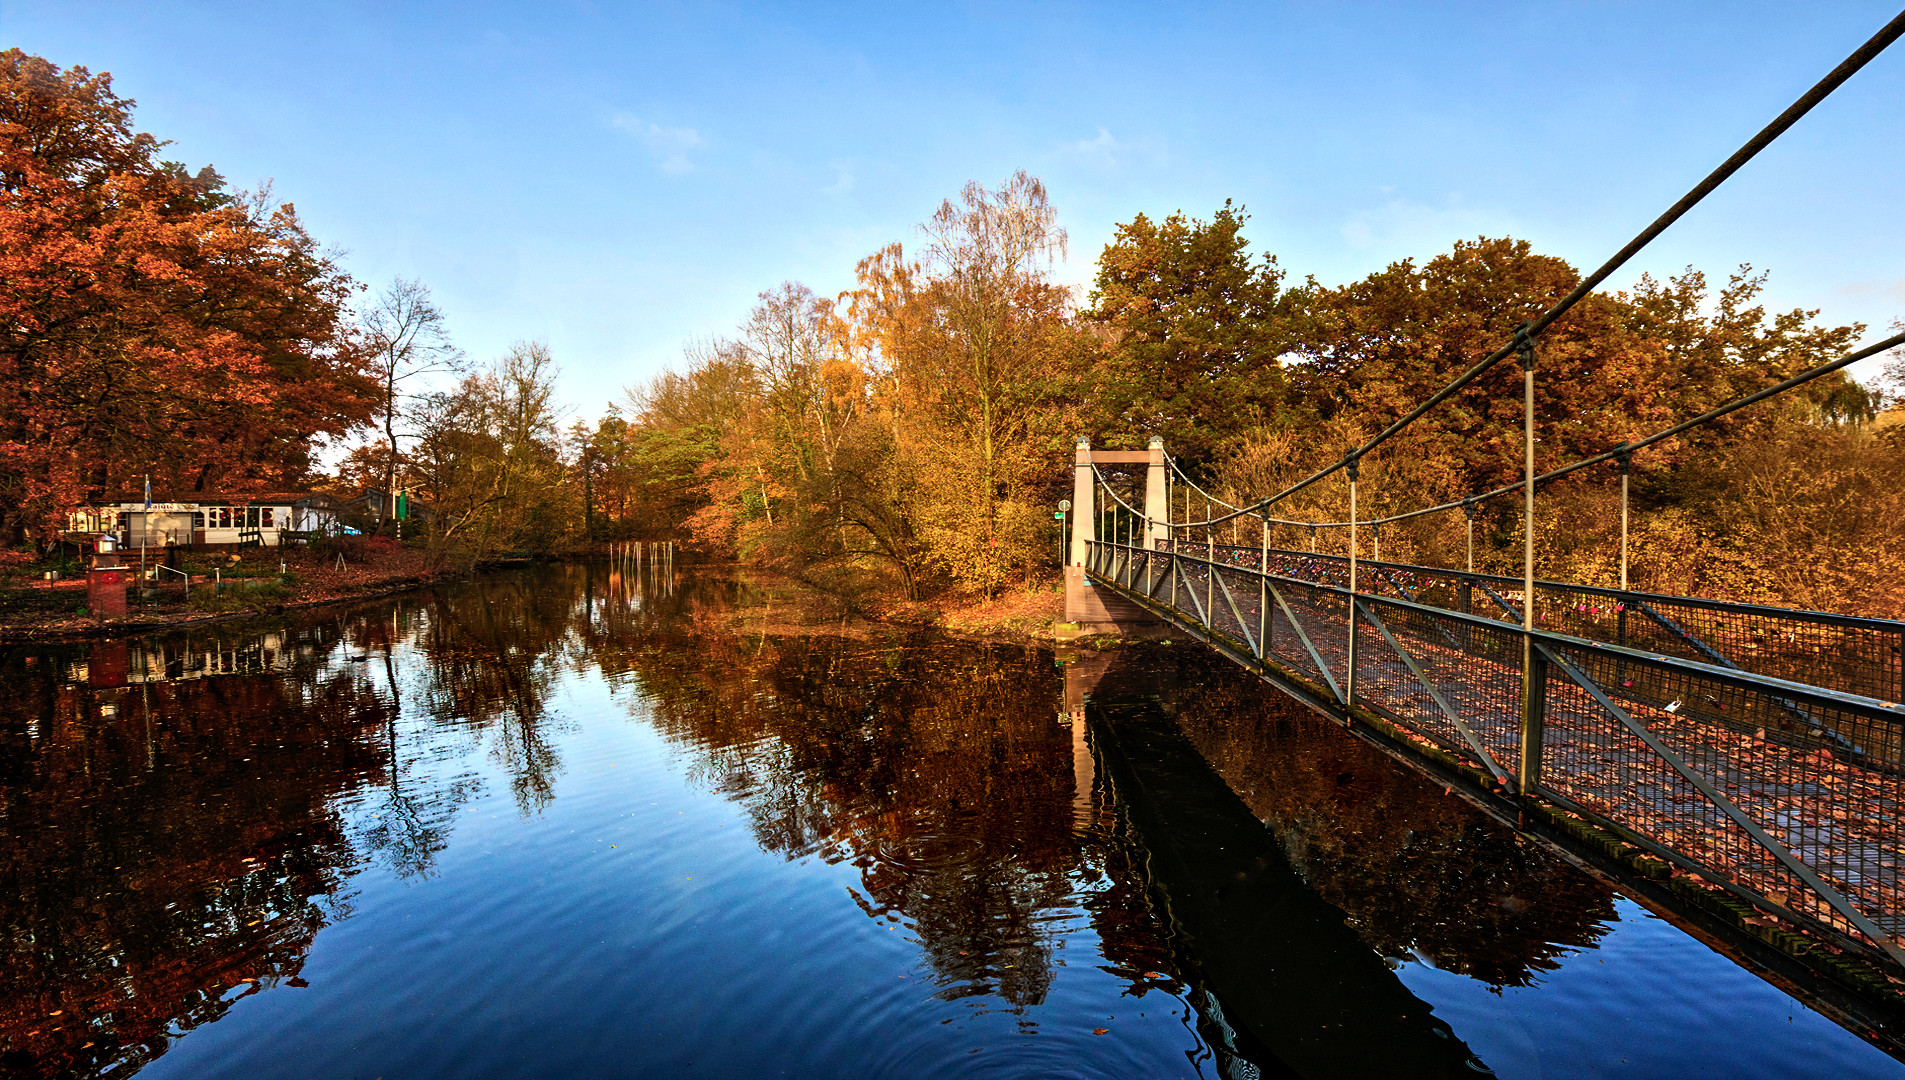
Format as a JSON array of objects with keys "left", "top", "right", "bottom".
[{"left": 0, "top": 565, "right": 1896, "bottom": 1079}]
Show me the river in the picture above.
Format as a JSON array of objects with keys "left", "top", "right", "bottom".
[{"left": 0, "top": 564, "right": 1896, "bottom": 1079}]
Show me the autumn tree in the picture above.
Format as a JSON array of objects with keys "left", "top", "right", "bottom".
[
  {"left": 1203, "top": 235, "right": 1883, "bottom": 611},
  {"left": 850, "top": 172, "right": 1086, "bottom": 595},
  {"left": 1083, "top": 202, "right": 1307, "bottom": 463},
  {"left": 620, "top": 339, "right": 757, "bottom": 539},
  {"left": 406, "top": 341, "right": 571, "bottom": 562},
  {"left": 608, "top": 176, "right": 1088, "bottom": 599},
  {"left": 0, "top": 50, "right": 378, "bottom": 544}
]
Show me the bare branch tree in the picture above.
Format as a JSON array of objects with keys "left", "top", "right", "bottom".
[{"left": 362, "top": 278, "right": 464, "bottom": 532}]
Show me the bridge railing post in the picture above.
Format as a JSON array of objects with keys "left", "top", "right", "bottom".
[
  {"left": 1206, "top": 541, "right": 1217, "bottom": 633},
  {"left": 1169, "top": 546, "right": 1179, "bottom": 613},
  {"left": 1615, "top": 442, "right": 1632, "bottom": 593},
  {"left": 1461, "top": 498, "right": 1476, "bottom": 615},
  {"left": 1517, "top": 326, "right": 1541, "bottom": 798},
  {"left": 1258, "top": 510, "right": 1270, "bottom": 663},
  {"left": 1345, "top": 452, "right": 1360, "bottom": 711},
  {"left": 1519, "top": 640, "right": 1548, "bottom": 794}
]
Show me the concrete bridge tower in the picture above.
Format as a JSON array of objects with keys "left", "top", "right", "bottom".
[{"left": 1064, "top": 436, "right": 1168, "bottom": 635}]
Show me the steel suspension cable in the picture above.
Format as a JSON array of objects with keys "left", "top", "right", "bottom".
[
  {"left": 1290, "top": 328, "right": 1905, "bottom": 530},
  {"left": 1090, "top": 463, "right": 1147, "bottom": 517},
  {"left": 1167, "top": 455, "right": 1246, "bottom": 513},
  {"left": 1253, "top": 10, "right": 1905, "bottom": 513}
]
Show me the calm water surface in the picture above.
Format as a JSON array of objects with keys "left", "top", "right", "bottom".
[{"left": 0, "top": 565, "right": 1897, "bottom": 1079}]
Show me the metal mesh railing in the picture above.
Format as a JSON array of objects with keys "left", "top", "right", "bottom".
[
  {"left": 1176, "top": 541, "right": 1905, "bottom": 713},
  {"left": 1088, "top": 539, "right": 1905, "bottom": 971},
  {"left": 1539, "top": 643, "right": 1905, "bottom": 950}
]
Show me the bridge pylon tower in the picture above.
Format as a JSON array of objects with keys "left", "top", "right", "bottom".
[{"left": 1064, "top": 436, "right": 1168, "bottom": 636}]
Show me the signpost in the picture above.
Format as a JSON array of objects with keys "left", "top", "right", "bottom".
[{"left": 1056, "top": 499, "right": 1071, "bottom": 565}]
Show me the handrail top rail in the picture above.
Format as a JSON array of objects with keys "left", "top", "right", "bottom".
[{"left": 1157, "top": 538, "right": 1905, "bottom": 634}]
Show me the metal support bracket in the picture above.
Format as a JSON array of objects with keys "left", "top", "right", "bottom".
[
  {"left": 1356, "top": 598, "right": 1515, "bottom": 788},
  {"left": 1212, "top": 563, "right": 1260, "bottom": 658},
  {"left": 1269, "top": 580, "right": 1345, "bottom": 706},
  {"left": 1634, "top": 599, "right": 1857, "bottom": 754},
  {"left": 1474, "top": 578, "right": 1525, "bottom": 623},
  {"left": 1179, "top": 557, "right": 1212, "bottom": 629}
]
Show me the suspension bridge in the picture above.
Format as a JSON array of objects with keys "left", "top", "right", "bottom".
[{"left": 1057, "top": 9, "right": 1905, "bottom": 1024}]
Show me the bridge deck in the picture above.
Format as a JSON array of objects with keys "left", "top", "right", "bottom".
[{"left": 1085, "top": 540, "right": 1905, "bottom": 975}]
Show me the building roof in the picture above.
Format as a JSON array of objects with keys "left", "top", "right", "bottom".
[{"left": 83, "top": 492, "right": 321, "bottom": 507}]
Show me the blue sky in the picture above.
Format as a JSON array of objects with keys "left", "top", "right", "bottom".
[{"left": 8, "top": 1, "right": 1904, "bottom": 423}]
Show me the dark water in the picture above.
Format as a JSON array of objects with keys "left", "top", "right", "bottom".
[{"left": 0, "top": 565, "right": 1896, "bottom": 1079}]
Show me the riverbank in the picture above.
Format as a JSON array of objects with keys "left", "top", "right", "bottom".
[
  {"left": 691, "top": 566, "right": 1069, "bottom": 646},
  {"left": 0, "top": 542, "right": 446, "bottom": 643},
  {"left": 2, "top": 555, "right": 1079, "bottom": 648},
  {"left": 882, "top": 585, "right": 1066, "bottom": 645}
]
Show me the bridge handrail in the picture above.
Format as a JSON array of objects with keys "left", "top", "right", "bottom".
[
  {"left": 1158, "top": 537, "right": 1905, "bottom": 706},
  {"left": 1183, "top": 539, "right": 1905, "bottom": 635},
  {"left": 1105, "top": 540, "right": 1905, "bottom": 722}
]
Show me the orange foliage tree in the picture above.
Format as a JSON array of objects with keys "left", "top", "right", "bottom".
[{"left": 0, "top": 50, "right": 377, "bottom": 545}]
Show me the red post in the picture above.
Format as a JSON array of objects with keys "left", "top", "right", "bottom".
[{"left": 88, "top": 565, "right": 129, "bottom": 620}]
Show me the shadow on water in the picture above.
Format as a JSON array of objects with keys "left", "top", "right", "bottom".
[
  {"left": 1067, "top": 641, "right": 1744, "bottom": 1077},
  {"left": 1094, "top": 700, "right": 1491, "bottom": 1078}
]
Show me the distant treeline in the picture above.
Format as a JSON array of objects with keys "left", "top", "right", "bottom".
[{"left": 7, "top": 50, "right": 1901, "bottom": 615}]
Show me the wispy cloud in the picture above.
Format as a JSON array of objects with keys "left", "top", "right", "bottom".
[
  {"left": 609, "top": 113, "right": 704, "bottom": 174},
  {"left": 822, "top": 158, "right": 855, "bottom": 194},
  {"left": 1839, "top": 277, "right": 1905, "bottom": 302},
  {"left": 1340, "top": 194, "right": 1507, "bottom": 254},
  {"left": 1055, "top": 127, "right": 1160, "bottom": 172}
]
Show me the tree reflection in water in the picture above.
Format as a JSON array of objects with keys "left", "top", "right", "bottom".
[
  {"left": 606, "top": 621, "right": 1091, "bottom": 1009},
  {"left": 0, "top": 563, "right": 1642, "bottom": 1080},
  {"left": 407, "top": 576, "right": 579, "bottom": 816},
  {"left": 0, "top": 625, "right": 389, "bottom": 1079}
]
